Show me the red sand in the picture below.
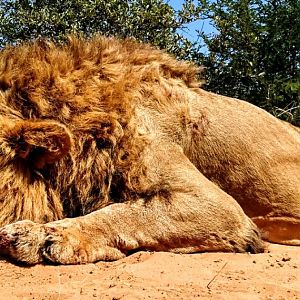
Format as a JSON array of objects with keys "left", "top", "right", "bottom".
[{"left": 0, "top": 243, "right": 299, "bottom": 299}]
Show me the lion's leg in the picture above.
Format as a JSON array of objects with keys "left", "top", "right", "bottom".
[
  {"left": 0, "top": 143, "right": 264, "bottom": 264},
  {"left": 0, "top": 189, "right": 264, "bottom": 264},
  {"left": 249, "top": 166, "right": 300, "bottom": 245},
  {"left": 0, "top": 167, "right": 263, "bottom": 266},
  {"left": 252, "top": 216, "right": 300, "bottom": 246}
]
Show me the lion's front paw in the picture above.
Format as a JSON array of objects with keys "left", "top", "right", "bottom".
[
  {"left": 0, "top": 220, "right": 126, "bottom": 265},
  {"left": 41, "top": 224, "right": 126, "bottom": 264},
  {"left": 0, "top": 220, "right": 46, "bottom": 264}
]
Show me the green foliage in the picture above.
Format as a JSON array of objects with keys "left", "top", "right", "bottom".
[
  {"left": 0, "top": 0, "right": 202, "bottom": 61},
  {"left": 198, "top": 0, "right": 300, "bottom": 125}
]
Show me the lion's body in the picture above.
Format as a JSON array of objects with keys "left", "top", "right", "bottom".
[{"left": 0, "top": 36, "right": 299, "bottom": 264}]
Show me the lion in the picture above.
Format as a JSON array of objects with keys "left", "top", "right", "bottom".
[{"left": 0, "top": 36, "right": 299, "bottom": 265}]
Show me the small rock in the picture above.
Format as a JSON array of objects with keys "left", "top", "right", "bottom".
[{"left": 282, "top": 256, "right": 291, "bottom": 262}]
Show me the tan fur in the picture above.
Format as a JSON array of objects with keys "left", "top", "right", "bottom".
[{"left": 0, "top": 36, "right": 299, "bottom": 264}]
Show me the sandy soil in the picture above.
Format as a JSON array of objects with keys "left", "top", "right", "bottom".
[{"left": 0, "top": 243, "right": 299, "bottom": 300}]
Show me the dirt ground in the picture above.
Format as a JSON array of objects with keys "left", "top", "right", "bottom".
[{"left": 0, "top": 243, "right": 299, "bottom": 300}]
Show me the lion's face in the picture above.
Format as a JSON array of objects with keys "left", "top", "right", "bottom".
[
  {"left": 0, "top": 37, "right": 130, "bottom": 225},
  {"left": 0, "top": 113, "right": 73, "bottom": 224},
  {"left": 0, "top": 107, "right": 123, "bottom": 225}
]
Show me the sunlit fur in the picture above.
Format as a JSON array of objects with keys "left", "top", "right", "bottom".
[{"left": 0, "top": 36, "right": 299, "bottom": 264}]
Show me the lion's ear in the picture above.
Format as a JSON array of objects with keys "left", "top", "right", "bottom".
[{"left": 7, "top": 120, "right": 72, "bottom": 169}]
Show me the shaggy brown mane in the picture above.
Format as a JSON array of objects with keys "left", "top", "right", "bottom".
[{"left": 0, "top": 36, "right": 202, "bottom": 123}]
